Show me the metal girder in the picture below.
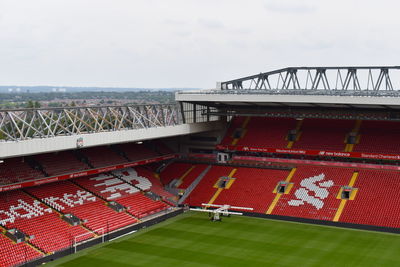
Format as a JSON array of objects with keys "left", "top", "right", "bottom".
[
  {"left": 221, "top": 66, "right": 400, "bottom": 91},
  {"left": 0, "top": 104, "right": 182, "bottom": 142}
]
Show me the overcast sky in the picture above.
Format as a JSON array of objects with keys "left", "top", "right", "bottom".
[{"left": 0, "top": 0, "right": 398, "bottom": 88}]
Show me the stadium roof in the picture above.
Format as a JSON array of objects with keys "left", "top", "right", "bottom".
[{"left": 176, "top": 66, "right": 400, "bottom": 108}]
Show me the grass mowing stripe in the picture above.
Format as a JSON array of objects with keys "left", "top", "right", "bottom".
[
  {"left": 58, "top": 256, "right": 139, "bottom": 267},
  {"left": 48, "top": 212, "right": 400, "bottom": 267},
  {"left": 106, "top": 241, "right": 268, "bottom": 266},
  {"left": 139, "top": 227, "right": 397, "bottom": 266},
  {"left": 164, "top": 217, "right": 398, "bottom": 257}
]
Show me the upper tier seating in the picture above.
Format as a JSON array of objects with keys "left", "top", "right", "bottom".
[
  {"left": 0, "top": 233, "right": 42, "bottom": 267},
  {"left": 81, "top": 146, "right": 128, "bottom": 168},
  {"left": 0, "top": 190, "right": 90, "bottom": 253},
  {"left": 34, "top": 151, "right": 89, "bottom": 176},
  {"left": 0, "top": 158, "right": 44, "bottom": 185},
  {"left": 220, "top": 116, "right": 246, "bottom": 145},
  {"left": 292, "top": 119, "right": 354, "bottom": 151},
  {"left": 117, "top": 143, "right": 159, "bottom": 162},
  {"left": 25, "top": 181, "right": 137, "bottom": 234},
  {"left": 354, "top": 121, "right": 400, "bottom": 154},
  {"left": 221, "top": 117, "right": 295, "bottom": 148},
  {"left": 220, "top": 117, "right": 400, "bottom": 154},
  {"left": 153, "top": 140, "right": 174, "bottom": 155}
]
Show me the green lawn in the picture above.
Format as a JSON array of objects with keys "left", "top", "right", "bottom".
[{"left": 47, "top": 212, "right": 400, "bottom": 267}]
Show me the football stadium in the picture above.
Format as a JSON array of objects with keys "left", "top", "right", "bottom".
[{"left": 2, "top": 66, "right": 400, "bottom": 266}]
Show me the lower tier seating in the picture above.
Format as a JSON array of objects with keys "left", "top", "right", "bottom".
[
  {"left": 187, "top": 164, "right": 400, "bottom": 229},
  {"left": 0, "top": 234, "right": 42, "bottom": 267},
  {"left": 25, "top": 181, "right": 137, "bottom": 234},
  {"left": 74, "top": 172, "right": 169, "bottom": 217},
  {"left": 0, "top": 190, "right": 90, "bottom": 254},
  {"left": 272, "top": 166, "right": 354, "bottom": 221},
  {"left": 160, "top": 163, "right": 208, "bottom": 189},
  {"left": 339, "top": 169, "right": 400, "bottom": 228},
  {"left": 177, "top": 164, "right": 209, "bottom": 189},
  {"left": 118, "top": 167, "right": 175, "bottom": 200},
  {"left": 117, "top": 193, "right": 168, "bottom": 218},
  {"left": 187, "top": 165, "right": 237, "bottom": 207},
  {"left": 160, "top": 162, "right": 193, "bottom": 185},
  {"left": 214, "top": 167, "right": 290, "bottom": 213}
]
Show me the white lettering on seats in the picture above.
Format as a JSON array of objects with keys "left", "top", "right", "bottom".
[
  {"left": 114, "top": 168, "right": 151, "bottom": 191},
  {"left": 0, "top": 199, "right": 52, "bottom": 226},
  {"left": 91, "top": 174, "right": 139, "bottom": 200},
  {"left": 288, "top": 174, "right": 334, "bottom": 210},
  {"left": 43, "top": 190, "right": 96, "bottom": 211}
]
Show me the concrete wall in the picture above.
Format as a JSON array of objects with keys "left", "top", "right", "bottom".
[{"left": 0, "top": 121, "right": 224, "bottom": 159}]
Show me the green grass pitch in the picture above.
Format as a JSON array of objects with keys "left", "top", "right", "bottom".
[{"left": 47, "top": 212, "right": 400, "bottom": 267}]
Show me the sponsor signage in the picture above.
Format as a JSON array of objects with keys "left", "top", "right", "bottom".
[
  {"left": 233, "top": 155, "right": 400, "bottom": 171},
  {"left": 0, "top": 154, "right": 178, "bottom": 193},
  {"left": 216, "top": 145, "right": 400, "bottom": 161}
]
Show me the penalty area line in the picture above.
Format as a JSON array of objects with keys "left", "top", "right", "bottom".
[{"left": 109, "top": 230, "right": 138, "bottom": 242}]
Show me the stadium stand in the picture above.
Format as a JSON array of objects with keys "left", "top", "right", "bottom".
[
  {"left": 0, "top": 190, "right": 90, "bottom": 253},
  {"left": 0, "top": 234, "right": 42, "bottom": 267},
  {"left": 177, "top": 164, "right": 209, "bottom": 189},
  {"left": 0, "top": 157, "right": 45, "bottom": 185},
  {"left": 239, "top": 117, "right": 294, "bottom": 148},
  {"left": 159, "top": 162, "right": 208, "bottom": 189},
  {"left": 117, "top": 193, "right": 168, "bottom": 219},
  {"left": 153, "top": 140, "right": 174, "bottom": 155},
  {"left": 220, "top": 116, "right": 246, "bottom": 145},
  {"left": 34, "top": 151, "right": 89, "bottom": 176},
  {"left": 339, "top": 169, "right": 400, "bottom": 228},
  {"left": 291, "top": 119, "right": 354, "bottom": 151},
  {"left": 213, "top": 167, "right": 290, "bottom": 213},
  {"left": 186, "top": 165, "right": 237, "bottom": 207},
  {"left": 74, "top": 171, "right": 169, "bottom": 218},
  {"left": 222, "top": 117, "right": 294, "bottom": 148},
  {"left": 133, "top": 167, "right": 175, "bottom": 199},
  {"left": 272, "top": 166, "right": 354, "bottom": 221},
  {"left": 25, "top": 181, "right": 137, "bottom": 234},
  {"left": 159, "top": 162, "right": 192, "bottom": 184},
  {"left": 80, "top": 146, "right": 128, "bottom": 168},
  {"left": 219, "top": 117, "right": 400, "bottom": 154},
  {"left": 116, "top": 143, "right": 159, "bottom": 162},
  {"left": 353, "top": 121, "right": 400, "bottom": 154}
]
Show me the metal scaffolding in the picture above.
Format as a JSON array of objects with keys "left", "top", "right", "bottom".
[
  {"left": 221, "top": 66, "right": 400, "bottom": 92},
  {"left": 0, "top": 104, "right": 182, "bottom": 141}
]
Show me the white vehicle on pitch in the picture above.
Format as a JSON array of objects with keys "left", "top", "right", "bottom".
[{"left": 190, "top": 204, "right": 253, "bottom": 221}]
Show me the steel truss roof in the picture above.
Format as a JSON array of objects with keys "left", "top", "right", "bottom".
[
  {"left": 0, "top": 104, "right": 182, "bottom": 141},
  {"left": 221, "top": 66, "right": 400, "bottom": 92}
]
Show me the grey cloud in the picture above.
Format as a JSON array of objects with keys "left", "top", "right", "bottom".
[
  {"left": 265, "top": 1, "right": 316, "bottom": 14},
  {"left": 197, "top": 18, "right": 224, "bottom": 29}
]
